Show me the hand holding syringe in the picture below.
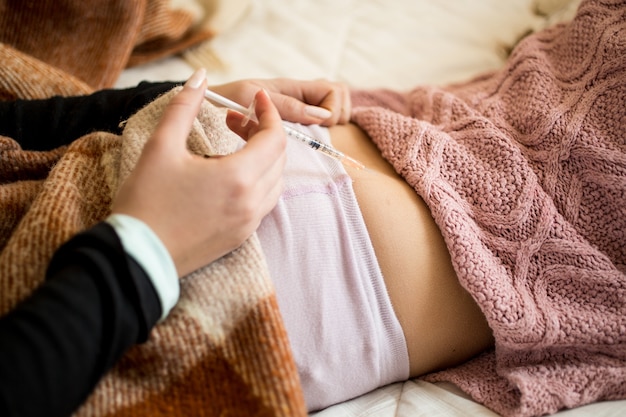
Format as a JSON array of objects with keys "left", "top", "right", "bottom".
[{"left": 204, "top": 89, "right": 366, "bottom": 170}]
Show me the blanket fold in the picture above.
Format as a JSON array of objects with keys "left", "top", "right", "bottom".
[
  {"left": 0, "top": 0, "right": 214, "bottom": 97},
  {"left": 0, "top": 90, "right": 307, "bottom": 416},
  {"left": 351, "top": 0, "right": 625, "bottom": 416}
]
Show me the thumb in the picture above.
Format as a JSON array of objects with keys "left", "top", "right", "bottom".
[
  {"left": 254, "top": 89, "right": 284, "bottom": 129},
  {"left": 146, "top": 68, "right": 208, "bottom": 156},
  {"left": 226, "top": 89, "right": 284, "bottom": 141}
]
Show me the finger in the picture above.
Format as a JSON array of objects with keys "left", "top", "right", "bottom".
[
  {"left": 317, "top": 84, "right": 351, "bottom": 126},
  {"left": 226, "top": 89, "right": 287, "bottom": 176},
  {"left": 225, "top": 90, "right": 282, "bottom": 141},
  {"left": 269, "top": 93, "right": 333, "bottom": 125},
  {"left": 225, "top": 110, "right": 259, "bottom": 140},
  {"left": 147, "top": 68, "right": 208, "bottom": 156},
  {"left": 256, "top": 172, "right": 285, "bottom": 218},
  {"left": 263, "top": 79, "right": 348, "bottom": 125},
  {"left": 242, "top": 144, "right": 285, "bottom": 226},
  {"left": 246, "top": 88, "right": 286, "bottom": 148},
  {"left": 305, "top": 81, "right": 344, "bottom": 126},
  {"left": 225, "top": 89, "right": 283, "bottom": 140}
]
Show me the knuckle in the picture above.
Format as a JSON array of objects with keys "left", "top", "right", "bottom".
[
  {"left": 278, "top": 97, "right": 300, "bottom": 117},
  {"left": 223, "top": 163, "right": 256, "bottom": 199},
  {"left": 229, "top": 176, "right": 253, "bottom": 199}
]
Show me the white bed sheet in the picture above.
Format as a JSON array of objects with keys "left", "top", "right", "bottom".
[
  {"left": 115, "top": 1, "right": 626, "bottom": 415},
  {"left": 312, "top": 381, "right": 626, "bottom": 417},
  {"left": 118, "top": 0, "right": 566, "bottom": 90}
]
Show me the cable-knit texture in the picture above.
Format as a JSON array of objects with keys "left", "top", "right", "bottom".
[
  {"left": 351, "top": 1, "right": 625, "bottom": 416},
  {"left": 0, "top": 90, "right": 306, "bottom": 416}
]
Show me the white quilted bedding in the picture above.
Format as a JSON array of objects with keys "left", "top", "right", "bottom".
[{"left": 116, "top": 1, "right": 626, "bottom": 415}]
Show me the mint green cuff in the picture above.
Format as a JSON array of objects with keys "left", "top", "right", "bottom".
[{"left": 106, "top": 214, "right": 179, "bottom": 321}]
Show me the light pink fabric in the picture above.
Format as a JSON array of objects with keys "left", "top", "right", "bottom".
[
  {"left": 257, "top": 123, "right": 409, "bottom": 412},
  {"left": 350, "top": 1, "right": 626, "bottom": 416}
]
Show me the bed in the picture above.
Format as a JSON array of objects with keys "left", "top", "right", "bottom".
[
  {"left": 117, "top": 0, "right": 582, "bottom": 89},
  {"left": 114, "top": 1, "right": 626, "bottom": 416},
  {"left": 1, "top": 0, "right": 623, "bottom": 416}
]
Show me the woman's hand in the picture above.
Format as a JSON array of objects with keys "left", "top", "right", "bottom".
[
  {"left": 209, "top": 78, "right": 352, "bottom": 126},
  {"left": 111, "top": 69, "right": 287, "bottom": 277}
]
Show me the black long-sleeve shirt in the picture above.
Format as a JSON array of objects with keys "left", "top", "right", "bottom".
[
  {"left": 0, "top": 81, "right": 179, "bottom": 150},
  {"left": 0, "top": 81, "right": 179, "bottom": 417}
]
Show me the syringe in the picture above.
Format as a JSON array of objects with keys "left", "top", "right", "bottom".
[{"left": 204, "top": 89, "right": 366, "bottom": 170}]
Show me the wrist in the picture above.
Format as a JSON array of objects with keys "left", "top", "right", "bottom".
[{"left": 106, "top": 214, "right": 180, "bottom": 321}]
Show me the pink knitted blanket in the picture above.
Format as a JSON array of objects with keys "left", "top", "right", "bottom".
[{"left": 351, "top": 0, "right": 625, "bottom": 416}]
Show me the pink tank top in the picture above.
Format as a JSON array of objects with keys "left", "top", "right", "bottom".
[{"left": 256, "top": 123, "right": 409, "bottom": 412}]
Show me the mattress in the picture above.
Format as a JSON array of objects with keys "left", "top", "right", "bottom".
[{"left": 115, "top": 1, "right": 626, "bottom": 415}]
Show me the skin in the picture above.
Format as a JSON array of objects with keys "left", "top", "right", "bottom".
[
  {"left": 330, "top": 123, "right": 494, "bottom": 377},
  {"left": 113, "top": 69, "right": 493, "bottom": 378},
  {"left": 112, "top": 70, "right": 284, "bottom": 276},
  {"left": 211, "top": 78, "right": 352, "bottom": 127},
  {"left": 111, "top": 70, "right": 350, "bottom": 277}
]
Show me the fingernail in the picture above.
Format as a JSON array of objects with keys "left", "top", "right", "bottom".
[
  {"left": 185, "top": 68, "right": 207, "bottom": 89},
  {"left": 305, "top": 105, "right": 333, "bottom": 120}
]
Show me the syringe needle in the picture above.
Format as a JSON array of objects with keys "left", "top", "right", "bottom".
[{"left": 341, "top": 154, "right": 366, "bottom": 170}]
